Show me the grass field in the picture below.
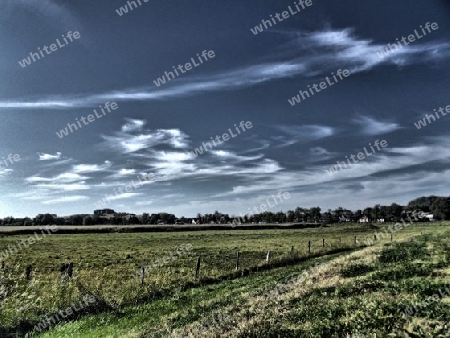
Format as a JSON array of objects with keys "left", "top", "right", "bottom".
[{"left": 0, "top": 222, "right": 448, "bottom": 337}]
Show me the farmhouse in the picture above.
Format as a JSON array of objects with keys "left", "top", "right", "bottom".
[
  {"left": 94, "top": 209, "right": 115, "bottom": 216},
  {"left": 359, "top": 216, "right": 370, "bottom": 223},
  {"left": 421, "top": 212, "right": 435, "bottom": 221}
]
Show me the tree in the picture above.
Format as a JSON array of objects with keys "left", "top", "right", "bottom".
[
  {"left": 373, "top": 204, "right": 380, "bottom": 221},
  {"left": 141, "top": 213, "right": 149, "bottom": 224},
  {"left": 286, "top": 210, "right": 295, "bottom": 222},
  {"left": 389, "top": 203, "right": 403, "bottom": 220},
  {"left": 310, "top": 207, "right": 321, "bottom": 222},
  {"left": 82, "top": 216, "right": 93, "bottom": 226}
]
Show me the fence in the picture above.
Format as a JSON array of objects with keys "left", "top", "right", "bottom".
[{"left": 2, "top": 233, "right": 394, "bottom": 284}]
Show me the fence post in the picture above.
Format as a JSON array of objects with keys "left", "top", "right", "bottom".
[
  {"left": 266, "top": 251, "right": 270, "bottom": 263},
  {"left": 68, "top": 263, "right": 73, "bottom": 278},
  {"left": 235, "top": 252, "right": 240, "bottom": 271},
  {"left": 141, "top": 266, "right": 145, "bottom": 285},
  {"left": 195, "top": 257, "right": 201, "bottom": 279},
  {"left": 26, "top": 265, "right": 32, "bottom": 282},
  {"left": 354, "top": 236, "right": 357, "bottom": 245},
  {"left": 60, "top": 263, "right": 67, "bottom": 278},
  {"left": 322, "top": 239, "right": 325, "bottom": 247},
  {"left": 308, "top": 240, "right": 311, "bottom": 254}
]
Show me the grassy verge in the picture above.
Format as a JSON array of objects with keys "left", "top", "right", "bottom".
[{"left": 31, "top": 224, "right": 450, "bottom": 337}]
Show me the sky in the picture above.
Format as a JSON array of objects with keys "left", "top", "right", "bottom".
[{"left": 1, "top": 0, "right": 450, "bottom": 218}]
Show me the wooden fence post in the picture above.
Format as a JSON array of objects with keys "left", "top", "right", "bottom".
[
  {"left": 68, "top": 263, "right": 73, "bottom": 278},
  {"left": 60, "top": 263, "right": 67, "bottom": 278},
  {"left": 235, "top": 252, "right": 240, "bottom": 271},
  {"left": 354, "top": 236, "right": 357, "bottom": 245},
  {"left": 26, "top": 265, "right": 32, "bottom": 282},
  {"left": 308, "top": 241, "right": 311, "bottom": 254},
  {"left": 195, "top": 257, "right": 201, "bottom": 279},
  {"left": 266, "top": 251, "right": 270, "bottom": 263},
  {"left": 322, "top": 239, "right": 325, "bottom": 247},
  {"left": 141, "top": 266, "right": 145, "bottom": 285}
]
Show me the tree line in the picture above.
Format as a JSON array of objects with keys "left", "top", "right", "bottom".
[{"left": 0, "top": 195, "right": 447, "bottom": 226}]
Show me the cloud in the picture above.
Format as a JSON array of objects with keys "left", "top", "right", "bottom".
[
  {"left": 122, "top": 119, "right": 145, "bottom": 133},
  {"left": 42, "top": 195, "right": 90, "bottom": 205},
  {"left": 309, "top": 147, "right": 336, "bottom": 161},
  {"left": 72, "top": 161, "right": 111, "bottom": 173},
  {"left": 26, "top": 171, "right": 91, "bottom": 194},
  {"left": 0, "top": 169, "right": 13, "bottom": 176},
  {"left": 98, "top": 120, "right": 284, "bottom": 185},
  {"left": 106, "top": 193, "right": 143, "bottom": 201},
  {"left": 135, "top": 200, "right": 154, "bottom": 206},
  {"left": 34, "top": 182, "right": 90, "bottom": 191},
  {"left": 154, "top": 151, "right": 194, "bottom": 162},
  {"left": 272, "top": 125, "right": 335, "bottom": 148},
  {"left": 26, "top": 172, "right": 88, "bottom": 183},
  {"left": 352, "top": 116, "right": 401, "bottom": 135},
  {"left": 37, "top": 152, "right": 62, "bottom": 161},
  {"left": 2, "top": 28, "right": 449, "bottom": 109},
  {"left": 102, "top": 120, "right": 189, "bottom": 153},
  {"left": 116, "top": 169, "right": 136, "bottom": 176},
  {"left": 213, "top": 137, "right": 450, "bottom": 199}
]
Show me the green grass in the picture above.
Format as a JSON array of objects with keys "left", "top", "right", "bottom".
[{"left": 0, "top": 222, "right": 448, "bottom": 337}]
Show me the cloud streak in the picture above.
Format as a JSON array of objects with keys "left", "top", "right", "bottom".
[{"left": 1, "top": 28, "right": 449, "bottom": 110}]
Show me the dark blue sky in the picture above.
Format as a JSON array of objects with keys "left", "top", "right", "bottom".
[{"left": 1, "top": 0, "right": 450, "bottom": 217}]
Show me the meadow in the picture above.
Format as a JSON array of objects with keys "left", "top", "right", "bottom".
[{"left": 0, "top": 222, "right": 448, "bottom": 337}]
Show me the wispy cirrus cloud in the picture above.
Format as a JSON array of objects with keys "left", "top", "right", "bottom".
[
  {"left": 42, "top": 195, "right": 90, "bottom": 205},
  {"left": 0, "top": 169, "right": 13, "bottom": 176},
  {"left": 272, "top": 125, "right": 335, "bottom": 148},
  {"left": 102, "top": 120, "right": 189, "bottom": 154},
  {"left": 352, "top": 116, "right": 401, "bottom": 135},
  {"left": 214, "top": 137, "right": 450, "bottom": 199},
  {"left": 72, "top": 161, "right": 111, "bottom": 174},
  {"left": 37, "top": 152, "right": 62, "bottom": 161},
  {"left": 106, "top": 192, "right": 143, "bottom": 201},
  {"left": 101, "top": 119, "right": 283, "bottom": 181},
  {"left": 1, "top": 28, "right": 449, "bottom": 110}
]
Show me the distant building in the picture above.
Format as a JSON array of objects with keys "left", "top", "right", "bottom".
[
  {"left": 94, "top": 209, "right": 115, "bottom": 215},
  {"left": 359, "top": 216, "right": 370, "bottom": 223},
  {"left": 421, "top": 212, "right": 435, "bottom": 221}
]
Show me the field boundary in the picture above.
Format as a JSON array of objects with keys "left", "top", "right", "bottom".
[{"left": 0, "top": 223, "right": 324, "bottom": 236}]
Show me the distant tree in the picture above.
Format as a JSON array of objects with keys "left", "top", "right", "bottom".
[
  {"left": 35, "top": 214, "right": 56, "bottom": 225},
  {"left": 286, "top": 210, "right": 295, "bottom": 222},
  {"left": 389, "top": 203, "right": 404, "bottom": 220},
  {"left": 373, "top": 204, "right": 380, "bottom": 221},
  {"left": 82, "top": 216, "right": 93, "bottom": 226},
  {"left": 432, "top": 197, "right": 450, "bottom": 220},
  {"left": 310, "top": 207, "right": 321, "bottom": 222},
  {"left": 141, "top": 213, "right": 149, "bottom": 224}
]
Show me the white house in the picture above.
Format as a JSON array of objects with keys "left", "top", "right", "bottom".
[
  {"left": 420, "top": 212, "right": 435, "bottom": 221},
  {"left": 359, "top": 216, "right": 370, "bottom": 223},
  {"left": 339, "top": 216, "right": 350, "bottom": 222}
]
